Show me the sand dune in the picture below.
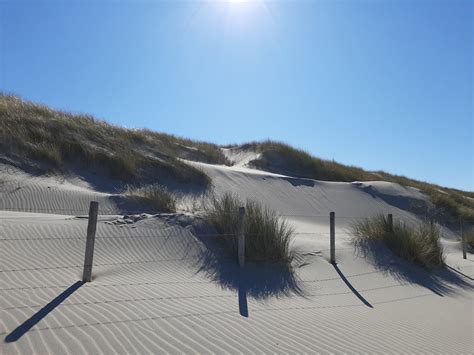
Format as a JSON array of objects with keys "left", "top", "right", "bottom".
[{"left": 1, "top": 160, "right": 472, "bottom": 354}]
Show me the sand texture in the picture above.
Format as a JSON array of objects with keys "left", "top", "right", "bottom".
[{"left": 1, "top": 159, "right": 472, "bottom": 354}]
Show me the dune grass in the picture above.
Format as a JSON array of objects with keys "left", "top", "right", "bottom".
[
  {"left": 0, "top": 94, "right": 228, "bottom": 186},
  {"left": 464, "top": 228, "right": 474, "bottom": 250},
  {"left": 123, "top": 184, "right": 177, "bottom": 213},
  {"left": 352, "top": 215, "right": 445, "bottom": 269},
  {"left": 375, "top": 173, "right": 474, "bottom": 223},
  {"left": 425, "top": 188, "right": 474, "bottom": 222},
  {"left": 2, "top": 94, "right": 472, "bottom": 222},
  {"left": 205, "top": 193, "right": 294, "bottom": 264},
  {"left": 237, "top": 140, "right": 474, "bottom": 223},
  {"left": 243, "top": 140, "right": 372, "bottom": 182}
]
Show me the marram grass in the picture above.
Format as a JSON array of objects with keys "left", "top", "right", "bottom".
[
  {"left": 352, "top": 215, "right": 445, "bottom": 269},
  {"left": 205, "top": 193, "right": 294, "bottom": 264},
  {"left": 124, "top": 184, "right": 177, "bottom": 213}
]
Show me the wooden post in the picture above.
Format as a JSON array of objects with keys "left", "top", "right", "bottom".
[
  {"left": 461, "top": 219, "right": 467, "bottom": 260},
  {"left": 387, "top": 214, "right": 393, "bottom": 232},
  {"left": 330, "top": 211, "right": 335, "bottom": 264},
  {"left": 238, "top": 207, "right": 245, "bottom": 267},
  {"left": 82, "top": 201, "right": 99, "bottom": 282}
]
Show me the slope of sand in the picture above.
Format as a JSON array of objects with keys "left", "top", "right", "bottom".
[
  {"left": 222, "top": 147, "right": 261, "bottom": 168},
  {"left": 0, "top": 160, "right": 473, "bottom": 354}
]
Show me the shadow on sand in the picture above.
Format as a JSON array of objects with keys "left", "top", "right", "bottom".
[
  {"left": 4, "top": 281, "right": 84, "bottom": 343},
  {"left": 194, "top": 232, "right": 302, "bottom": 317},
  {"left": 354, "top": 241, "right": 473, "bottom": 296},
  {"left": 332, "top": 263, "right": 373, "bottom": 308}
]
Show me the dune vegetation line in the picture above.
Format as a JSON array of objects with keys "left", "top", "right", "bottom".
[
  {"left": 351, "top": 215, "right": 445, "bottom": 269},
  {"left": 205, "top": 193, "right": 294, "bottom": 264},
  {"left": 234, "top": 141, "right": 474, "bottom": 224},
  {"left": 1, "top": 93, "right": 473, "bottom": 224},
  {"left": 0, "top": 94, "right": 228, "bottom": 187}
]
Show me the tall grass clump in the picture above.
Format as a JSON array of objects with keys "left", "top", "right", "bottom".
[
  {"left": 464, "top": 228, "right": 474, "bottom": 250},
  {"left": 205, "top": 193, "right": 294, "bottom": 264},
  {"left": 352, "top": 215, "right": 444, "bottom": 269},
  {"left": 124, "top": 184, "right": 177, "bottom": 213}
]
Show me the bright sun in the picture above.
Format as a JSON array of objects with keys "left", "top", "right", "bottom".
[{"left": 228, "top": 0, "right": 250, "bottom": 3}]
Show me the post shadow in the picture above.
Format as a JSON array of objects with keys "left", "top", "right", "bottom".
[
  {"left": 332, "top": 264, "right": 373, "bottom": 308},
  {"left": 353, "top": 240, "right": 473, "bottom": 297},
  {"left": 445, "top": 265, "right": 474, "bottom": 281},
  {"left": 5, "top": 281, "right": 85, "bottom": 343},
  {"left": 238, "top": 270, "right": 248, "bottom": 317}
]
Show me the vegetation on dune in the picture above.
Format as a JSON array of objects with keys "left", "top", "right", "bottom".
[
  {"left": 123, "top": 184, "right": 177, "bottom": 213},
  {"left": 205, "top": 193, "right": 294, "bottom": 264},
  {"left": 1, "top": 94, "right": 472, "bottom": 223},
  {"left": 0, "top": 94, "right": 229, "bottom": 186},
  {"left": 352, "top": 215, "right": 445, "bottom": 269},
  {"left": 464, "top": 227, "right": 474, "bottom": 250},
  {"left": 427, "top": 190, "right": 474, "bottom": 222},
  {"left": 236, "top": 140, "right": 474, "bottom": 223},
  {"left": 243, "top": 140, "right": 372, "bottom": 182},
  {"left": 374, "top": 172, "right": 474, "bottom": 223}
]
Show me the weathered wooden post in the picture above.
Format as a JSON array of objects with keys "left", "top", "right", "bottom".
[
  {"left": 82, "top": 201, "right": 99, "bottom": 282},
  {"left": 387, "top": 214, "right": 393, "bottom": 232},
  {"left": 330, "top": 211, "right": 335, "bottom": 264},
  {"left": 461, "top": 218, "right": 467, "bottom": 260},
  {"left": 237, "top": 207, "right": 246, "bottom": 267}
]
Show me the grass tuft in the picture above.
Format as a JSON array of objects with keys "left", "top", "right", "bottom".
[
  {"left": 352, "top": 215, "right": 445, "bottom": 269},
  {"left": 205, "top": 193, "right": 294, "bottom": 264},
  {"left": 124, "top": 184, "right": 177, "bottom": 213},
  {"left": 464, "top": 227, "right": 474, "bottom": 250}
]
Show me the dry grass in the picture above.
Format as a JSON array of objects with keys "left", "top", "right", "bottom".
[
  {"left": 123, "top": 184, "right": 177, "bottom": 213},
  {"left": 243, "top": 140, "right": 372, "bottom": 182},
  {"left": 375, "top": 173, "right": 474, "bottom": 223},
  {"left": 205, "top": 193, "right": 294, "bottom": 264},
  {"left": 352, "top": 215, "right": 445, "bottom": 269},
  {"left": 0, "top": 94, "right": 229, "bottom": 186},
  {"left": 464, "top": 227, "right": 474, "bottom": 249}
]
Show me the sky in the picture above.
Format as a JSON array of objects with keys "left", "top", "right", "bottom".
[{"left": 0, "top": 0, "right": 472, "bottom": 190}]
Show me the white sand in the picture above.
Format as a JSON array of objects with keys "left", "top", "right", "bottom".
[
  {"left": 222, "top": 147, "right": 261, "bottom": 168},
  {"left": 0, "top": 159, "right": 472, "bottom": 354}
]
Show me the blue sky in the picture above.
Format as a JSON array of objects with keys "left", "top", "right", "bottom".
[{"left": 0, "top": 0, "right": 472, "bottom": 190}]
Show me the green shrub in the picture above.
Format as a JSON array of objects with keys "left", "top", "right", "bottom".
[
  {"left": 352, "top": 215, "right": 444, "bottom": 269},
  {"left": 124, "top": 184, "right": 177, "bottom": 212},
  {"left": 205, "top": 193, "right": 294, "bottom": 264}
]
